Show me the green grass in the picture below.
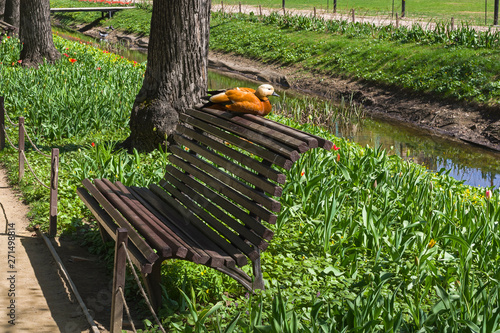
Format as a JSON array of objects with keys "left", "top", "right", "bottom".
[
  {"left": 2, "top": 33, "right": 500, "bottom": 331},
  {"left": 217, "top": 0, "right": 497, "bottom": 25}
]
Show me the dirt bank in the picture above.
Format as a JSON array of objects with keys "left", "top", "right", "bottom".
[{"left": 67, "top": 22, "right": 500, "bottom": 152}]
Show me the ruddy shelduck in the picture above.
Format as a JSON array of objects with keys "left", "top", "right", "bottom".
[{"left": 207, "top": 84, "right": 280, "bottom": 116}]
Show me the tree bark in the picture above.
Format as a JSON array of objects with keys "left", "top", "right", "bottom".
[
  {"left": 19, "top": 0, "right": 60, "bottom": 67},
  {"left": 0, "top": 0, "right": 6, "bottom": 21},
  {"left": 4, "top": 0, "right": 19, "bottom": 28},
  {"left": 123, "top": 0, "right": 211, "bottom": 152}
]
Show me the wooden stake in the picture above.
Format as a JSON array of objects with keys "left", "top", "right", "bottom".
[
  {"left": 314, "top": 6, "right": 316, "bottom": 17},
  {"left": 451, "top": 16, "right": 454, "bottom": 30},
  {"left": 0, "top": 96, "right": 4, "bottom": 151},
  {"left": 352, "top": 9, "right": 355, "bottom": 22},
  {"left": 396, "top": 13, "right": 399, "bottom": 28},
  {"left": 221, "top": 1, "right": 224, "bottom": 13},
  {"left": 239, "top": 1, "right": 241, "bottom": 13},
  {"left": 49, "top": 148, "right": 59, "bottom": 237},
  {"left": 18, "top": 117, "right": 24, "bottom": 181}
]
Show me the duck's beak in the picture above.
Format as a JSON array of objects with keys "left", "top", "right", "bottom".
[{"left": 272, "top": 92, "right": 280, "bottom": 97}]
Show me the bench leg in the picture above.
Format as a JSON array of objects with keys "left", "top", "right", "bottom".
[
  {"left": 252, "top": 250, "right": 265, "bottom": 290},
  {"left": 142, "top": 260, "right": 163, "bottom": 312}
]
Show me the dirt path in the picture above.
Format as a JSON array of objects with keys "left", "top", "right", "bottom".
[{"left": 0, "top": 168, "right": 94, "bottom": 332}]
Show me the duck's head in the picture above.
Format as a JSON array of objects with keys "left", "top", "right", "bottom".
[{"left": 255, "top": 84, "right": 280, "bottom": 99}]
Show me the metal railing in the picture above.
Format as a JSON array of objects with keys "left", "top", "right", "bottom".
[{"left": 0, "top": 96, "right": 59, "bottom": 237}]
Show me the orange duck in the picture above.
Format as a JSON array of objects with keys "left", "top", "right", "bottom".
[{"left": 207, "top": 84, "right": 279, "bottom": 116}]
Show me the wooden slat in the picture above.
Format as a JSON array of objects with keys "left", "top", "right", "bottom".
[
  {"left": 202, "top": 107, "right": 310, "bottom": 153},
  {"left": 174, "top": 134, "right": 282, "bottom": 197},
  {"left": 101, "top": 179, "right": 189, "bottom": 260},
  {"left": 242, "top": 113, "right": 319, "bottom": 148},
  {"left": 170, "top": 145, "right": 281, "bottom": 212},
  {"left": 77, "top": 188, "right": 153, "bottom": 274},
  {"left": 150, "top": 183, "right": 248, "bottom": 267},
  {"left": 161, "top": 172, "right": 266, "bottom": 256},
  {"left": 180, "top": 113, "right": 293, "bottom": 170},
  {"left": 92, "top": 179, "right": 172, "bottom": 258},
  {"left": 128, "top": 187, "right": 229, "bottom": 268},
  {"left": 185, "top": 108, "right": 300, "bottom": 162},
  {"left": 177, "top": 125, "right": 286, "bottom": 184},
  {"left": 137, "top": 185, "right": 239, "bottom": 268},
  {"left": 166, "top": 165, "right": 273, "bottom": 243},
  {"left": 82, "top": 179, "right": 159, "bottom": 263},
  {"left": 168, "top": 154, "right": 278, "bottom": 223}
]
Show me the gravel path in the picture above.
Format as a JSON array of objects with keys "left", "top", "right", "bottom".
[{"left": 0, "top": 168, "right": 90, "bottom": 332}]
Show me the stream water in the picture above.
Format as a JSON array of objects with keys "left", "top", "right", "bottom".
[{"left": 54, "top": 27, "right": 500, "bottom": 189}]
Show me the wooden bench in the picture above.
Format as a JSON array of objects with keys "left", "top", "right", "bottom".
[{"left": 77, "top": 106, "right": 332, "bottom": 310}]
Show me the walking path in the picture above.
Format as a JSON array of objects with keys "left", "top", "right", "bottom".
[{"left": 0, "top": 168, "right": 90, "bottom": 332}]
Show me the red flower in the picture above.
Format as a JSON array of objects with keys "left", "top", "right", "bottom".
[
  {"left": 63, "top": 53, "right": 69, "bottom": 57},
  {"left": 96, "top": 67, "right": 101, "bottom": 70},
  {"left": 486, "top": 189, "right": 492, "bottom": 200},
  {"left": 17, "top": 59, "right": 22, "bottom": 63},
  {"left": 300, "top": 170, "right": 305, "bottom": 177},
  {"left": 69, "top": 58, "right": 77, "bottom": 63},
  {"left": 7, "top": 36, "right": 11, "bottom": 39},
  {"left": 91, "top": 142, "right": 95, "bottom": 147},
  {"left": 336, "top": 153, "right": 340, "bottom": 162},
  {"left": 332, "top": 144, "right": 340, "bottom": 151}
]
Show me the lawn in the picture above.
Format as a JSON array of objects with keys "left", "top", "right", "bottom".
[
  {"left": 2, "top": 32, "right": 500, "bottom": 331},
  {"left": 217, "top": 0, "right": 497, "bottom": 25}
]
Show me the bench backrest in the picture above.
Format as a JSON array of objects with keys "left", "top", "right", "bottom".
[{"left": 153, "top": 107, "right": 332, "bottom": 267}]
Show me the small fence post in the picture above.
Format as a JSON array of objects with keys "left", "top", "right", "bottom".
[
  {"left": 396, "top": 13, "right": 399, "bottom": 28},
  {"left": 0, "top": 96, "right": 4, "bottom": 151},
  {"left": 221, "top": 0, "right": 223, "bottom": 13},
  {"left": 401, "top": 0, "right": 406, "bottom": 17},
  {"left": 451, "top": 16, "right": 454, "bottom": 30},
  {"left": 18, "top": 117, "right": 25, "bottom": 181},
  {"left": 259, "top": 4, "right": 262, "bottom": 16},
  {"left": 334, "top": 0, "right": 337, "bottom": 13},
  {"left": 352, "top": 9, "right": 355, "bottom": 22},
  {"left": 239, "top": 1, "right": 241, "bottom": 13},
  {"left": 49, "top": 148, "right": 59, "bottom": 237},
  {"left": 111, "top": 228, "right": 128, "bottom": 333},
  {"left": 314, "top": 6, "right": 316, "bottom": 17}
]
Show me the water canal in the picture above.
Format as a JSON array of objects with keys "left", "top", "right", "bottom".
[{"left": 54, "top": 27, "right": 500, "bottom": 189}]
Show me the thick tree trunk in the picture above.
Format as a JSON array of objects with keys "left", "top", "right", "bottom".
[
  {"left": 19, "top": 0, "right": 60, "bottom": 67},
  {"left": 123, "top": 0, "right": 211, "bottom": 152},
  {"left": 0, "top": 0, "right": 6, "bottom": 21},
  {"left": 4, "top": 0, "right": 19, "bottom": 27}
]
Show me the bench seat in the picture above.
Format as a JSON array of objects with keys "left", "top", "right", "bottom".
[{"left": 77, "top": 106, "right": 332, "bottom": 310}]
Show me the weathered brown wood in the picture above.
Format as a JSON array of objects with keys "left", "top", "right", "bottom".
[
  {"left": 202, "top": 107, "right": 310, "bottom": 153},
  {"left": 93, "top": 179, "right": 173, "bottom": 258},
  {"left": 0, "top": 96, "right": 4, "bottom": 151},
  {"left": 160, "top": 174, "right": 261, "bottom": 260},
  {"left": 170, "top": 145, "right": 281, "bottom": 212},
  {"left": 242, "top": 113, "right": 319, "bottom": 148},
  {"left": 82, "top": 178, "right": 159, "bottom": 263},
  {"left": 0, "top": 20, "right": 17, "bottom": 32},
  {"left": 100, "top": 179, "right": 188, "bottom": 259},
  {"left": 168, "top": 154, "right": 278, "bottom": 223},
  {"left": 131, "top": 186, "right": 232, "bottom": 268},
  {"left": 110, "top": 228, "right": 128, "bottom": 333},
  {"left": 166, "top": 165, "right": 273, "bottom": 244},
  {"left": 114, "top": 182, "right": 209, "bottom": 265},
  {"left": 150, "top": 183, "right": 248, "bottom": 267},
  {"left": 177, "top": 124, "right": 286, "bottom": 184},
  {"left": 49, "top": 148, "right": 58, "bottom": 237},
  {"left": 174, "top": 134, "right": 283, "bottom": 197},
  {"left": 180, "top": 113, "right": 294, "bottom": 169},
  {"left": 76, "top": 188, "right": 152, "bottom": 274},
  {"left": 186, "top": 109, "right": 300, "bottom": 161}
]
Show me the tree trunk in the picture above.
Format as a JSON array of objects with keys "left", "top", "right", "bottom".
[
  {"left": 0, "top": 0, "right": 6, "bottom": 21},
  {"left": 4, "top": 0, "right": 19, "bottom": 28},
  {"left": 123, "top": 0, "right": 211, "bottom": 152},
  {"left": 19, "top": 0, "right": 60, "bottom": 67}
]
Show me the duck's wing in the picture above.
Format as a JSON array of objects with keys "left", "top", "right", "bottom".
[{"left": 225, "top": 90, "right": 264, "bottom": 114}]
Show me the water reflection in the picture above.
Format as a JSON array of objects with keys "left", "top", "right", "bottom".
[{"left": 208, "top": 71, "right": 500, "bottom": 189}]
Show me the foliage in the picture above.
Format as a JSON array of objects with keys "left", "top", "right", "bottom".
[
  {"left": 2, "top": 31, "right": 500, "bottom": 332},
  {"left": 210, "top": 12, "right": 500, "bottom": 104}
]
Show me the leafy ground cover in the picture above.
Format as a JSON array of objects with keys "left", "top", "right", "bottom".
[{"left": 2, "top": 33, "right": 500, "bottom": 331}]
